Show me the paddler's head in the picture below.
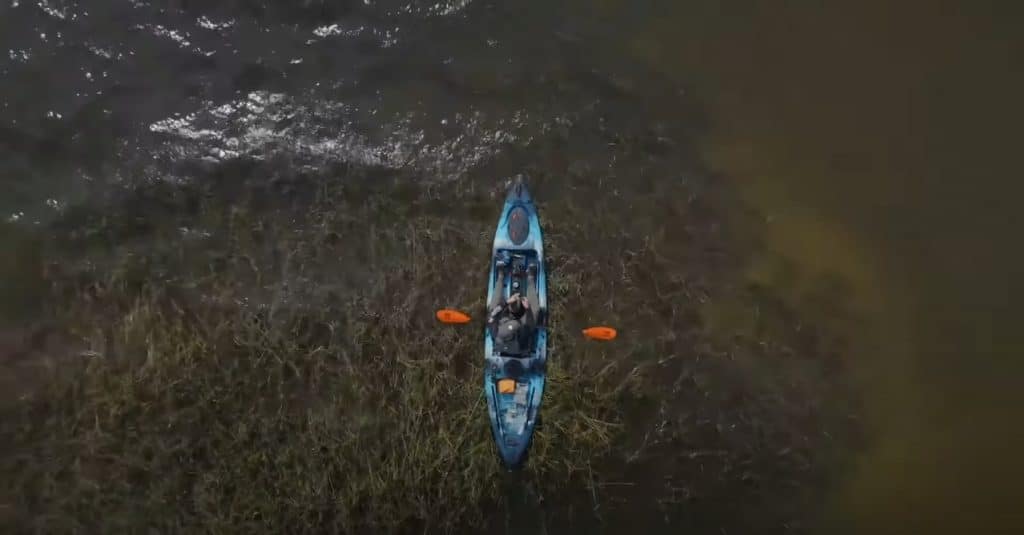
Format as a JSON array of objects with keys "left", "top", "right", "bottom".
[{"left": 507, "top": 293, "right": 525, "bottom": 317}]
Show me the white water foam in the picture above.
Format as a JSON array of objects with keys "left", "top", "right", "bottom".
[{"left": 146, "top": 91, "right": 549, "bottom": 181}]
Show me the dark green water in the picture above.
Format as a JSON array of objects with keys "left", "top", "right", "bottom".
[
  {"left": 2, "top": 1, "right": 1021, "bottom": 532},
  {"left": 616, "top": 1, "right": 1024, "bottom": 532}
]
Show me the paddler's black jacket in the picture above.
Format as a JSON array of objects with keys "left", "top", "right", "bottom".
[{"left": 487, "top": 301, "right": 536, "bottom": 356}]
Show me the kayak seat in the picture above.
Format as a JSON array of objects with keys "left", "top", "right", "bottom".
[{"left": 503, "top": 358, "right": 526, "bottom": 379}]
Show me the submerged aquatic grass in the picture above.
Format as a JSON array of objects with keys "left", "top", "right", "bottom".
[
  {"left": 1, "top": 120, "right": 856, "bottom": 532},
  {"left": 0, "top": 173, "right": 632, "bottom": 533}
]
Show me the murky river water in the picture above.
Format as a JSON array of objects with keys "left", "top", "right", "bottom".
[
  {"left": 620, "top": 2, "right": 1024, "bottom": 532},
  {"left": 2, "top": 0, "right": 1021, "bottom": 532}
]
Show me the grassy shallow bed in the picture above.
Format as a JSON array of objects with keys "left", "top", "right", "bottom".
[
  {"left": 0, "top": 168, "right": 642, "bottom": 533},
  {"left": 1, "top": 129, "right": 857, "bottom": 532},
  {"left": 3, "top": 290, "right": 628, "bottom": 533}
]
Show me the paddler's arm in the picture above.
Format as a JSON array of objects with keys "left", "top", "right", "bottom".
[
  {"left": 488, "top": 304, "right": 506, "bottom": 323},
  {"left": 522, "top": 299, "right": 536, "bottom": 329},
  {"left": 487, "top": 303, "right": 506, "bottom": 337},
  {"left": 519, "top": 303, "right": 537, "bottom": 351}
]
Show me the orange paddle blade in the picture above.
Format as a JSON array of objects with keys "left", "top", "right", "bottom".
[
  {"left": 583, "top": 326, "right": 618, "bottom": 341},
  {"left": 436, "top": 309, "right": 471, "bottom": 324}
]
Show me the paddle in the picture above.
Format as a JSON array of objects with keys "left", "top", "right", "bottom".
[{"left": 435, "top": 309, "right": 617, "bottom": 340}]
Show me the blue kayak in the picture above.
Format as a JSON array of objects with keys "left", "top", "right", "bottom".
[{"left": 484, "top": 179, "right": 548, "bottom": 468}]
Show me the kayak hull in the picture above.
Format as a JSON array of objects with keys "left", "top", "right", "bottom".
[{"left": 484, "top": 180, "right": 548, "bottom": 468}]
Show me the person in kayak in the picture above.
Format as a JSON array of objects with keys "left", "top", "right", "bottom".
[
  {"left": 488, "top": 293, "right": 536, "bottom": 355},
  {"left": 488, "top": 255, "right": 538, "bottom": 356}
]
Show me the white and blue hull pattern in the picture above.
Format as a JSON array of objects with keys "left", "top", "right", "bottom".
[{"left": 483, "top": 180, "right": 548, "bottom": 468}]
